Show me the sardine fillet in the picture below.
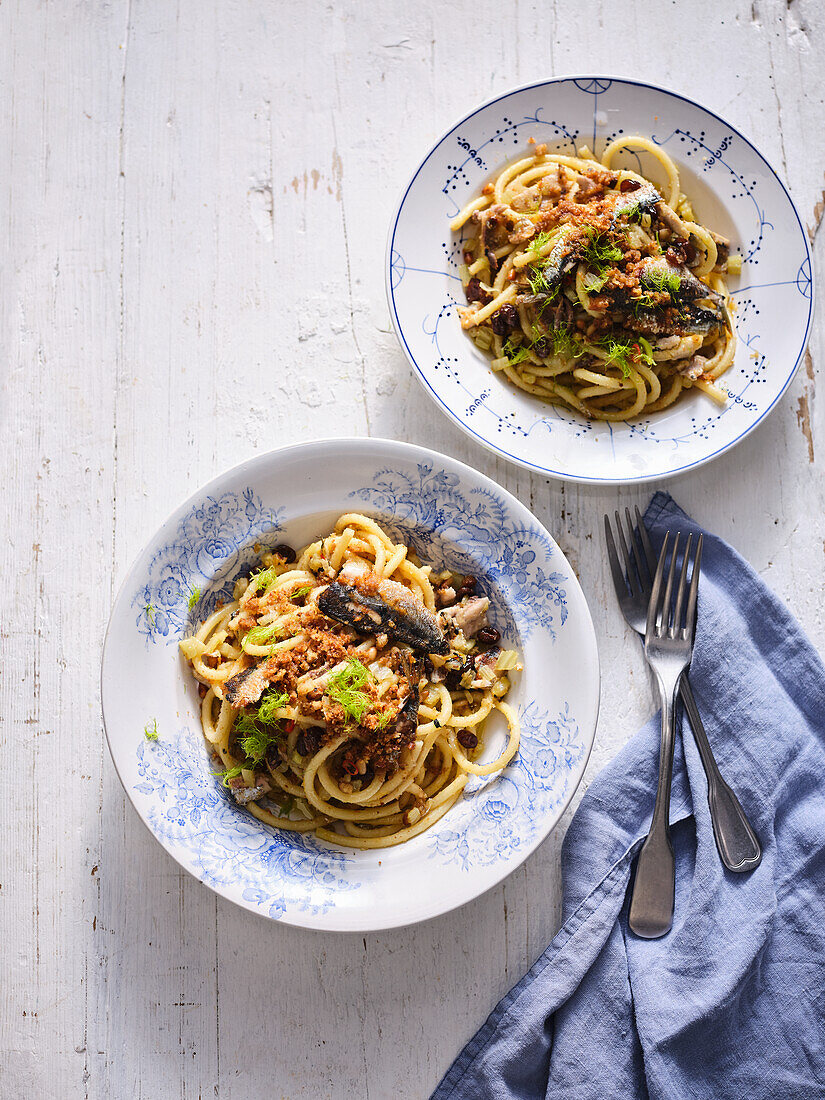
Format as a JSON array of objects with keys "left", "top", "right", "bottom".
[{"left": 318, "top": 580, "right": 449, "bottom": 654}]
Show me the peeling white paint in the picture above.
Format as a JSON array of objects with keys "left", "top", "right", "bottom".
[{"left": 1, "top": 1, "right": 824, "bottom": 1097}]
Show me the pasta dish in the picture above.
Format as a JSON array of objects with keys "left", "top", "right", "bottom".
[
  {"left": 453, "top": 135, "right": 739, "bottom": 421},
  {"left": 180, "top": 514, "right": 521, "bottom": 849}
]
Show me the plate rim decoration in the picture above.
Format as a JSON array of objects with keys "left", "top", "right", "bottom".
[
  {"left": 101, "top": 437, "right": 600, "bottom": 931},
  {"left": 385, "top": 75, "right": 814, "bottom": 485}
]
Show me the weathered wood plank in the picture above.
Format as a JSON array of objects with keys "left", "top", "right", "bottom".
[{"left": 1, "top": 1, "right": 823, "bottom": 1096}]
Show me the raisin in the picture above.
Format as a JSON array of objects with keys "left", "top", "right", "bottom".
[
  {"left": 455, "top": 575, "right": 477, "bottom": 600},
  {"left": 465, "top": 278, "right": 491, "bottom": 305},
  {"left": 490, "top": 304, "right": 518, "bottom": 336},
  {"left": 444, "top": 660, "right": 463, "bottom": 690},
  {"left": 619, "top": 178, "right": 641, "bottom": 193},
  {"left": 485, "top": 248, "right": 499, "bottom": 277},
  {"left": 533, "top": 337, "right": 550, "bottom": 358},
  {"left": 445, "top": 656, "right": 474, "bottom": 691},
  {"left": 296, "top": 729, "right": 319, "bottom": 757},
  {"left": 457, "top": 731, "right": 478, "bottom": 750},
  {"left": 478, "top": 626, "right": 501, "bottom": 646},
  {"left": 265, "top": 741, "right": 281, "bottom": 765},
  {"left": 274, "top": 543, "right": 297, "bottom": 563}
]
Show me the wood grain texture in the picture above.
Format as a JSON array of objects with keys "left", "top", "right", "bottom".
[{"left": 1, "top": 1, "right": 823, "bottom": 1096}]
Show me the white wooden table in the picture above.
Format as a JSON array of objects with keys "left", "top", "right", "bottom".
[{"left": 3, "top": 2, "right": 823, "bottom": 1096}]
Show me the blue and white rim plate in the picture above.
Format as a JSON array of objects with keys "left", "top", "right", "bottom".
[
  {"left": 101, "top": 439, "right": 600, "bottom": 931},
  {"left": 386, "top": 77, "right": 814, "bottom": 485}
]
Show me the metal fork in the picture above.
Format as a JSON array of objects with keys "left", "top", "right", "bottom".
[
  {"left": 626, "top": 533, "right": 702, "bottom": 937},
  {"left": 605, "top": 508, "right": 761, "bottom": 877}
]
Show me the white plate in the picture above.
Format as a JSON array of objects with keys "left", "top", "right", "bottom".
[
  {"left": 386, "top": 77, "right": 813, "bottom": 484},
  {"left": 101, "top": 439, "right": 599, "bottom": 931}
]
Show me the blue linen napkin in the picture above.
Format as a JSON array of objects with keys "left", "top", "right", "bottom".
[{"left": 432, "top": 492, "right": 825, "bottom": 1100}]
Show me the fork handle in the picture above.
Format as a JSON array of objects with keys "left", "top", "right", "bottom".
[
  {"left": 628, "top": 672, "right": 677, "bottom": 939},
  {"left": 679, "top": 674, "right": 762, "bottom": 873}
]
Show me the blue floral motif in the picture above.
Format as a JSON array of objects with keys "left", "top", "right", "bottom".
[
  {"left": 135, "top": 726, "right": 359, "bottom": 917},
  {"left": 126, "top": 466, "right": 583, "bottom": 912},
  {"left": 428, "top": 701, "right": 584, "bottom": 869},
  {"left": 133, "top": 488, "right": 283, "bottom": 645},
  {"left": 347, "top": 464, "right": 568, "bottom": 640}
]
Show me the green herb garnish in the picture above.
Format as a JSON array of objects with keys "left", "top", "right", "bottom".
[
  {"left": 326, "top": 658, "right": 374, "bottom": 725},
  {"left": 502, "top": 338, "right": 534, "bottom": 366},
  {"left": 580, "top": 228, "right": 623, "bottom": 271},
  {"left": 289, "top": 586, "right": 312, "bottom": 601},
  {"left": 257, "top": 689, "right": 289, "bottom": 725},
  {"left": 249, "top": 566, "right": 278, "bottom": 593},
  {"left": 528, "top": 230, "right": 553, "bottom": 255},
  {"left": 599, "top": 336, "right": 656, "bottom": 378},
  {"left": 143, "top": 603, "right": 156, "bottom": 627},
  {"left": 144, "top": 718, "right": 159, "bottom": 741},
  {"left": 602, "top": 339, "right": 634, "bottom": 377},
  {"left": 526, "top": 263, "right": 560, "bottom": 298},
  {"left": 630, "top": 293, "right": 657, "bottom": 312},
  {"left": 187, "top": 585, "right": 201, "bottom": 610},
  {"left": 215, "top": 762, "right": 247, "bottom": 787},
  {"left": 551, "top": 322, "right": 585, "bottom": 360},
  {"left": 230, "top": 692, "right": 289, "bottom": 767},
  {"left": 242, "top": 622, "right": 282, "bottom": 650},
  {"left": 643, "top": 265, "right": 681, "bottom": 295},
  {"left": 238, "top": 726, "right": 273, "bottom": 767}
]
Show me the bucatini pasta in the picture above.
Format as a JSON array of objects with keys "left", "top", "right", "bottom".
[
  {"left": 454, "top": 135, "right": 738, "bottom": 420},
  {"left": 180, "top": 514, "right": 521, "bottom": 849}
]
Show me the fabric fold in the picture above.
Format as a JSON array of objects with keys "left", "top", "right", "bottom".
[{"left": 432, "top": 493, "right": 825, "bottom": 1100}]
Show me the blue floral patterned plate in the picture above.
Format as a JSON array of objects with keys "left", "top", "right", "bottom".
[
  {"left": 101, "top": 439, "right": 599, "bottom": 930},
  {"left": 387, "top": 77, "right": 813, "bottom": 484}
]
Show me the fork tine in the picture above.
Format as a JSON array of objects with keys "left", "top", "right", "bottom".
[
  {"left": 683, "top": 533, "right": 704, "bottom": 641},
  {"left": 625, "top": 507, "right": 650, "bottom": 593},
  {"left": 658, "top": 532, "right": 681, "bottom": 634},
  {"left": 635, "top": 505, "right": 657, "bottom": 583},
  {"left": 669, "top": 533, "right": 693, "bottom": 639},
  {"left": 604, "top": 514, "right": 630, "bottom": 599},
  {"left": 614, "top": 509, "right": 641, "bottom": 598},
  {"left": 645, "top": 531, "right": 669, "bottom": 639}
]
